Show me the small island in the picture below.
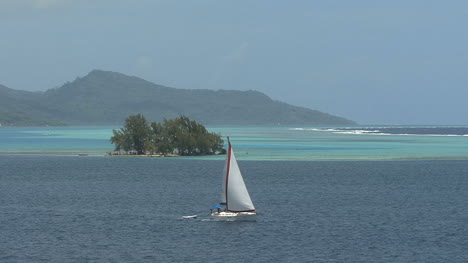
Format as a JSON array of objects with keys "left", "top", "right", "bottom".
[{"left": 110, "top": 114, "right": 225, "bottom": 156}]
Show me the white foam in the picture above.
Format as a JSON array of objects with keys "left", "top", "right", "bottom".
[
  {"left": 332, "top": 129, "right": 380, "bottom": 135},
  {"left": 289, "top": 127, "right": 468, "bottom": 137},
  {"left": 289, "top": 128, "right": 333, "bottom": 132},
  {"left": 181, "top": 215, "right": 198, "bottom": 219}
]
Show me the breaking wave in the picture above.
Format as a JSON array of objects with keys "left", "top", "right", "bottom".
[{"left": 289, "top": 126, "right": 468, "bottom": 136}]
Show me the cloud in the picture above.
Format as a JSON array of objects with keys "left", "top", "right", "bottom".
[
  {"left": 131, "top": 56, "right": 155, "bottom": 78},
  {"left": 135, "top": 56, "right": 154, "bottom": 71},
  {"left": 0, "top": 0, "right": 70, "bottom": 8},
  {"left": 222, "top": 42, "right": 249, "bottom": 61},
  {"left": 34, "top": 0, "right": 68, "bottom": 8},
  {"left": 206, "top": 42, "right": 251, "bottom": 89}
]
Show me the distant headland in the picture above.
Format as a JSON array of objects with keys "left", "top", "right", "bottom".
[{"left": 0, "top": 69, "right": 356, "bottom": 126}]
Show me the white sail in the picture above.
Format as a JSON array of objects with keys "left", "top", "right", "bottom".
[
  {"left": 220, "top": 155, "right": 228, "bottom": 204},
  {"left": 221, "top": 141, "right": 255, "bottom": 212}
]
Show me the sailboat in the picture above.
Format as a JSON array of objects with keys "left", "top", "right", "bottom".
[{"left": 211, "top": 137, "right": 256, "bottom": 221}]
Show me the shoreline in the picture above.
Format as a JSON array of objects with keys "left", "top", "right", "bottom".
[
  {"left": 1, "top": 152, "right": 467, "bottom": 162},
  {"left": 108, "top": 153, "right": 181, "bottom": 157},
  {"left": 0, "top": 151, "right": 223, "bottom": 158}
]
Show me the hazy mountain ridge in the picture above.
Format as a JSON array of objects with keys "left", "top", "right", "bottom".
[
  {"left": 0, "top": 70, "right": 356, "bottom": 126},
  {"left": 0, "top": 84, "right": 65, "bottom": 126}
]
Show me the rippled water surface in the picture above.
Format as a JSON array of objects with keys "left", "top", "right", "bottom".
[{"left": 1, "top": 156, "right": 467, "bottom": 262}]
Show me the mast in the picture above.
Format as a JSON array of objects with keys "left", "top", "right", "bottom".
[{"left": 225, "top": 137, "right": 231, "bottom": 210}]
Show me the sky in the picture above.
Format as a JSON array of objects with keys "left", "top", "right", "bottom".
[{"left": 1, "top": 0, "right": 467, "bottom": 125}]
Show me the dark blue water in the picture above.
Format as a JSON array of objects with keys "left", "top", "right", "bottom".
[{"left": 1, "top": 156, "right": 467, "bottom": 262}]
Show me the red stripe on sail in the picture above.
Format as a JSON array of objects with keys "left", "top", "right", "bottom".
[{"left": 225, "top": 140, "right": 232, "bottom": 211}]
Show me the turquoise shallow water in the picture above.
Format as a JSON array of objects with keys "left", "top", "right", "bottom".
[{"left": 0, "top": 126, "right": 467, "bottom": 161}]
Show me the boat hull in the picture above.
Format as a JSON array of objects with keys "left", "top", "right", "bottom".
[{"left": 210, "top": 211, "right": 256, "bottom": 221}]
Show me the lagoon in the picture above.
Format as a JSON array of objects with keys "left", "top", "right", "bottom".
[{"left": 0, "top": 125, "right": 467, "bottom": 161}]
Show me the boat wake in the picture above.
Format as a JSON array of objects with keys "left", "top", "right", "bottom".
[{"left": 181, "top": 215, "right": 198, "bottom": 219}]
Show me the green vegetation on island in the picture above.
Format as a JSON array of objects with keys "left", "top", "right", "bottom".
[
  {"left": 110, "top": 114, "right": 224, "bottom": 156},
  {"left": 0, "top": 70, "right": 357, "bottom": 126}
]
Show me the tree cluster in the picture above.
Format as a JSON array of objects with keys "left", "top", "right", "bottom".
[{"left": 110, "top": 114, "right": 225, "bottom": 156}]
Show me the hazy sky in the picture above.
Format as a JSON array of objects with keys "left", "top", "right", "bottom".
[{"left": 1, "top": 0, "right": 467, "bottom": 125}]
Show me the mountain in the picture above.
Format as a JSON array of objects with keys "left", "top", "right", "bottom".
[
  {"left": 0, "top": 70, "right": 356, "bottom": 126},
  {"left": 0, "top": 84, "right": 65, "bottom": 126}
]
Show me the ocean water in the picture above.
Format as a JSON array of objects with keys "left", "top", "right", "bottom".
[
  {"left": 1, "top": 156, "right": 467, "bottom": 262},
  {"left": 0, "top": 126, "right": 114, "bottom": 156},
  {"left": 1, "top": 125, "right": 468, "bottom": 160},
  {"left": 1, "top": 126, "right": 468, "bottom": 262}
]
